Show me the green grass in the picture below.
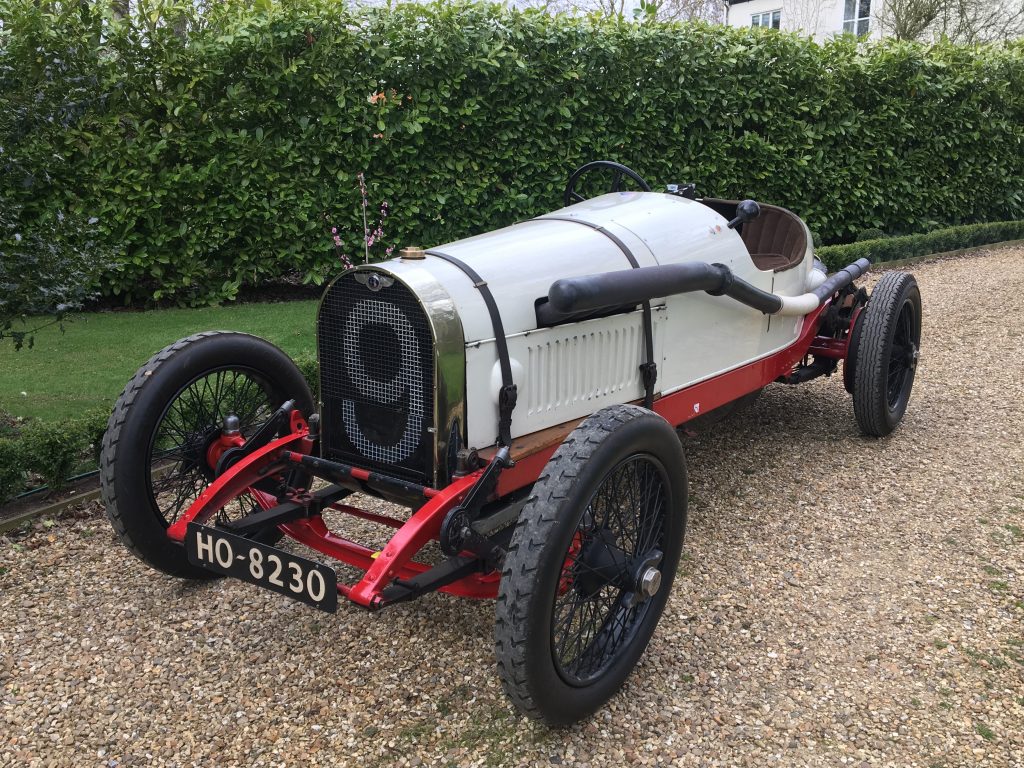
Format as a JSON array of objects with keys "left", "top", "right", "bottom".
[{"left": 1, "top": 302, "right": 318, "bottom": 422}]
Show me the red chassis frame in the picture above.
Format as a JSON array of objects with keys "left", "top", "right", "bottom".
[{"left": 166, "top": 300, "right": 848, "bottom": 610}]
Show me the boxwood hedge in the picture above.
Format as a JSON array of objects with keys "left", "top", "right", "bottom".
[
  {"left": 817, "top": 220, "right": 1024, "bottom": 270},
  {"left": 2, "top": 1, "right": 1023, "bottom": 304}
]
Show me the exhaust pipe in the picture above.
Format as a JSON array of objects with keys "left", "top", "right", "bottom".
[{"left": 547, "top": 258, "right": 871, "bottom": 318}]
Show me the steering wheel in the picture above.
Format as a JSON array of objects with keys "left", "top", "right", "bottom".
[{"left": 563, "top": 161, "right": 652, "bottom": 207}]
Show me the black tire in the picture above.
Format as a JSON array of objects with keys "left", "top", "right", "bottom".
[
  {"left": 99, "top": 331, "right": 315, "bottom": 579},
  {"left": 851, "top": 272, "right": 922, "bottom": 436},
  {"left": 495, "top": 405, "right": 687, "bottom": 726}
]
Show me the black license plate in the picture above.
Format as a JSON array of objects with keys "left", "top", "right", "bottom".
[{"left": 186, "top": 523, "right": 338, "bottom": 613}]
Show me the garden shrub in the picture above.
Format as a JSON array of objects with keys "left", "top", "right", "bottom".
[
  {"left": 1, "top": 2, "right": 1022, "bottom": 305},
  {"left": 0, "top": 4, "right": 115, "bottom": 344},
  {"left": 817, "top": 220, "right": 1024, "bottom": 270},
  {"left": 295, "top": 354, "right": 320, "bottom": 400},
  {"left": 18, "top": 420, "right": 89, "bottom": 493},
  {"left": 0, "top": 202, "right": 114, "bottom": 349},
  {"left": 0, "top": 412, "right": 98, "bottom": 500},
  {"left": 0, "top": 438, "right": 24, "bottom": 504},
  {"left": 80, "top": 408, "right": 110, "bottom": 464}
]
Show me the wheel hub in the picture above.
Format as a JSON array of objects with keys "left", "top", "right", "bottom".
[
  {"left": 905, "top": 342, "right": 919, "bottom": 370},
  {"left": 575, "top": 528, "right": 629, "bottom": 596},
  {"left": 630, "top": 551, "right": 664, "bottom": 603},
  {"left": 206, "top": 413, "right": 246, "bottom": 478},
  {"left": 637, "top": 566, "right": 662, "bottom": 600},
  {"left": 574, "top": 533, "right": 664, "bottom": 604}
]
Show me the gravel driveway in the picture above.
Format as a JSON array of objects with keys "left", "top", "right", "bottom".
[{"left": 2, "top": 246, "right": 1022, "bottom": 768}]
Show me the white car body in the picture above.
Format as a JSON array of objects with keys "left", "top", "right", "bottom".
[{"left": 376, "top": 191, "right": 818, "bottom": 449}]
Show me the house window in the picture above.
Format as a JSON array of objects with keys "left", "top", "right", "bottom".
[
  {"left": 843, "top": 0, "right": 871, "bottom": 35},
  {"left": 751, "top": 10, "right": 781, "bottom": 29}
]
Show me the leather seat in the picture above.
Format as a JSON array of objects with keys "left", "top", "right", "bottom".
[
  {"left": 739, "top": 205, "right": 807, "bottom": 272},
  {"left": 698, "top": 199, "right": 809, "bottom": 273}
]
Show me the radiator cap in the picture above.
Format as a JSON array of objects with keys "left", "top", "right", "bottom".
[{"left": 400, "top": 246, "right": 426, "bottom": 260}]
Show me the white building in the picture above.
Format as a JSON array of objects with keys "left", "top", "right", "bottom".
[{"left": 725, "top": 0, "right": 882, "bottom": 40}]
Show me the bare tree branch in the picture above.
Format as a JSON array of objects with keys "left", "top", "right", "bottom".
[{"left": 878, "top": 0, "right": 1024, "bottom": 41}]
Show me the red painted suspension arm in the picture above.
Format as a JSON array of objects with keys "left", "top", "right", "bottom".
[
  {"left": 165, "top": 429, "right": 312, "bottom": 542},
  {"left": 340, "top": 471, "right": 483, "bottom": 608}
]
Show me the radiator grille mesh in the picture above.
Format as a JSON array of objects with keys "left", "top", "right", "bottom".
[{"left": 318, "top": 272, "right": 435, "bottom": 483}]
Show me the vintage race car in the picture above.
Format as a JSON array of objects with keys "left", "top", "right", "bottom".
[{"left": 100, "top": 161, "right": 922, "bottom": 726}]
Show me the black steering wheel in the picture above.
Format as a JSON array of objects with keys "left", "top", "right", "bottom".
[{"left": 563, "top": 161, "right": 652, "bottom": 207}]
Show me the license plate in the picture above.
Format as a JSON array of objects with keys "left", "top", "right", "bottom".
[{"left": 185, "top": 523, "right": 338, "bottom": 613}]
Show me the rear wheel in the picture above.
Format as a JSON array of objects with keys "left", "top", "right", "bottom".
[
  {"left": 495, "top": 405, "right": 687, "bottom": 726},
  {"left": 851, "top": 272, "right": 921, "bottom": 436},
  {"left": 99, "top": 331, "right": 315, "bottom": 578}
]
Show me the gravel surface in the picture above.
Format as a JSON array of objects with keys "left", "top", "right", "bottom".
[{"left": 3, "top": 247, "right": 1023, "bottom": 768}]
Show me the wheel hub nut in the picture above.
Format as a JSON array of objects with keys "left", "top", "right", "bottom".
[
  {"left": 638, "top": 567, "right": 662, "bottom": 599},
  {"left": 908, "top": 344, "right": 919, "bottom": 369}
]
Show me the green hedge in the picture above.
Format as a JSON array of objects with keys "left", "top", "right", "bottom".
[
  {"left": 0, "top": 409, "right": 109, "bottom": 503},
  {"left": 2, "top": 1, "right": 1023, "bottom": 304},
  {"left": 0, "top": 438, "right": 23, "bottom": 505},
  {"left": 817, "top": 220, "right": 1024, "bottom": 269},
  {"left": 295, "top": 354, "right": 320, "bottom": 400}
]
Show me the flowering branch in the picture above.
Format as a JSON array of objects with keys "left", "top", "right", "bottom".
[{"left": 325, "top": 173, "right": 394, "bottom": 271}]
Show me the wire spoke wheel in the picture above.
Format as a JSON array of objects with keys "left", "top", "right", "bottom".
[
  {"left": 496, "top": 405, "right": 687, "bottom": 726},
  {"left": 885, "top": 302, "right": 917, "bottom": 408},
  {"left": 551, "top": 455, "right": 668, "bottom": 686},
  {"left": 100, "top": 332, "right": 314, "bottom": 579},
  {"left": 148, "top": 367, "right": 279, "bottom": 528}
]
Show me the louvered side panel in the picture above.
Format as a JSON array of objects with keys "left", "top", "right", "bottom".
[
  {"left": 525, "top": 324, "right": 642, "bottom": 417},
  {"left": 464, "top": 309, "right": 665, "bottom": 449}
]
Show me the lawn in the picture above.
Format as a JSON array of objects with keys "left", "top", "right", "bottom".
[{"left": 1, "top": 301, "right": 318, "bottom": 422}]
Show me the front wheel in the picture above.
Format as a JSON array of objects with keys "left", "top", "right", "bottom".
[
  {"left": 99, "top": 331, "right": 315, "bottom": 579},
  {"left": 851, "top": 272, "right": 922, "bottom": 436},
  {"left": 495, "top": 405, "right": 687, "bottom": 726}
]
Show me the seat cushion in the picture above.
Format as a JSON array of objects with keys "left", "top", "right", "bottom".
[
  {"left": 741, "top": 207, "right": 807, "bottom": 272},
  {"left": 749, "top": 253, "right": 792, "bottom": 271}
]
